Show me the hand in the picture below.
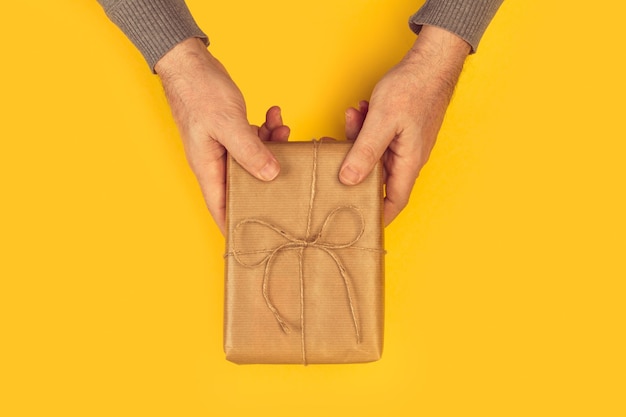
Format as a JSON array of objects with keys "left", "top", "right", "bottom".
[
  {"left": 154, "top": 38, "right": 289, "bottom": 234},
  {"left": 340, "top": 25, "right": 471, "bottom": 225}
]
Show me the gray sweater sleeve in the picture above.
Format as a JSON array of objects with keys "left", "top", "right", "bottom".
[
  {"left": 410, "top": 0, "right": 503, "bottom": 53},
  {"left": 97, "top": 0, "right": 208, "bottom": 72},
  {"left": 97, "top": 0, "right": 501, "bottom": 72}
]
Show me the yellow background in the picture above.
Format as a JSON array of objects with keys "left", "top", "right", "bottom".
[{"left": 1, "top": 1, "right": 625, "bottom": 416}]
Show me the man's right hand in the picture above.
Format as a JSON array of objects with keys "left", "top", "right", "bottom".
[{"left": 154, "top": 38, "right": 289, "bottom": 234}]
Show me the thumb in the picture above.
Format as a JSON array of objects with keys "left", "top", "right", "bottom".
[
  {"left": 339, "top": 114, "right": 394, "bottom": 185},
  {"left": 224, "top": 122, "right": 280, "bottom": 181}
]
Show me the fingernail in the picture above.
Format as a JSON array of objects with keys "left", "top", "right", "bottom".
[
  {"left": 259, "top": 160, "right": 279, "bottom": 181},
  {"left": 340, "top": 165, "right": 360, "bottom": 185}
]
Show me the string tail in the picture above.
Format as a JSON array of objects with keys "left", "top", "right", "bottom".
[
  {"left": 320, "top": 247, "right": 361, "bottom": 344},
  {"left": 262, "top": 248, "right": 292, "bottom": 334}
]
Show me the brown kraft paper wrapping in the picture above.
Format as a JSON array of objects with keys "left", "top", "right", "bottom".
[{"left": 224, "top": 140, "right": 384, "bottom": 364}]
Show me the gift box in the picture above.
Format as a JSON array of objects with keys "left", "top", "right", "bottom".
[{"left": 224, "top": 140, "right": 384, "bottom": 364}]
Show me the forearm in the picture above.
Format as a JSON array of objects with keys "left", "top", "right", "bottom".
[
  {"left": 405, "top": 24, "right": 471, "bottom": 102},
  {"left": 409, "top": 0, "right": 504, "bottom": 53}
]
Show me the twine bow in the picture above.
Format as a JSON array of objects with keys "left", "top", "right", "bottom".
[{"left": 231, "top": 205, "right": 365, "bottom": 342}]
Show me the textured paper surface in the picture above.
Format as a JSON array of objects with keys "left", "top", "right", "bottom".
[{"left": 224, "top": 140, "right": 384, "bottom": 364}]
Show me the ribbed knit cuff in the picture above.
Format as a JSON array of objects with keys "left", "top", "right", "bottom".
[
  {"left": 409, "top": 0, "right": 503, "bottom": 53},
  {"left": 103, "top": 0, "right": 209, "bottom": 72}
]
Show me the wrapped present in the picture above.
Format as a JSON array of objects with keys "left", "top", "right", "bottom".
[{"left": 224, "top": 140, "right": 384, "bottom": 364}]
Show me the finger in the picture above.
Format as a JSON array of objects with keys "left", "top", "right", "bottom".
[
  {"left": 265, "top": 105, "right": 284, "bottom": 130},
  {"left": 258, "top": 121, "right": 271, "bottom": 142},
  {"left": 259, "top": 106, "right": 290, "bottom": 142},
  {"left": 382, "top": 163, "right": 417, "bottom": 226},
  {"left": 258, "top": 106, "right": 283, "bottom": 138},
  {"left": 340, "top": 111, "right": 396, "bottom": 186},
  {"left": 358, "top": 100, "right": 369, "bottom": 115},
  {"left": 223, "top": 120, "right": 280, "bottom": 181},
  {"left": 270, "top": 125, "right": 290, "bottom": 142},
  {"left": 194, "top": 153, "right": 228, "bottom": 234},
  {"left": 345, "top": 107, "right": 366, "bottom": 141},
  {"left": 259, "top": 123, "right": 290, "bottom": 142},
  {"left": 258, "top": 123, "right": 270, "bottom": 141}
]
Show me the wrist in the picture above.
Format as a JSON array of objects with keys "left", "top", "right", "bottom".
[
  {"left": 410, "top": 25, "right": 471, "bottom": 60},
  {"left": 154, "top": 37, "right": 212, "bottom": 79}
]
